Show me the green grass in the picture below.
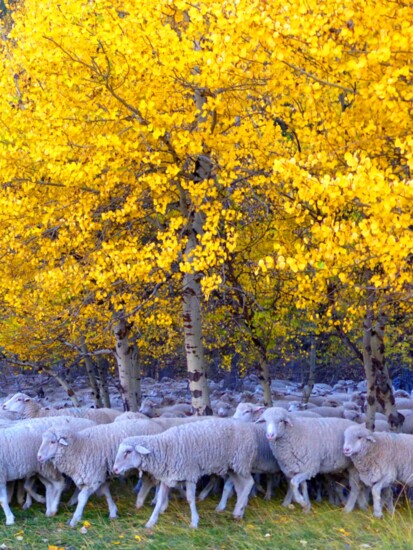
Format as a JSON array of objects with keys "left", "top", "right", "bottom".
[{"left": 1, "top": 481, "right": 413, "bottom": 550}]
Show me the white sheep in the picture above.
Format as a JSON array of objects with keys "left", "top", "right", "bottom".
[
  {"left": 3, "top": 392, "right": 121, "bottom": 424},
  {"left": 139, "top": 398, "right": 193, "bottom": 418},
  {"left": 0, "top": 416, "right": 95, "bottom": 525},
  {"left": 37, "top": 418, "right": 164, "bottom": 527},
  {"left": 257, "top": 407, "right": 361, "bottom": 512},
  {"left": 113, "top": 418, "right": 259, "bottom": 528},
  {"left": 114, "top": 411, "right": 150, "bottom": 422},
  {"left": 343, "top": 423, "right": 413, "bottom": 517}
]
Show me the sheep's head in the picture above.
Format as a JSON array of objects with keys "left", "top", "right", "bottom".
[
  {"left": 233, "top": 403, "right": 264, "bottom": 422},
  {"left": 256, "top": 407, "right": 293, "bottom": 441},
  {"left": 37, "top": 428, "right": 75, "bottom": 462},
  {"left": 113, "top": 440, "right": 151, "bottom": 475},
  {"left": 2, "top": 392, "right": 32, "bottom": 414},
  {"left": 342, "top": 424, "right": 375, "bottom": 457},
  {"left": 139, "top": 399, "right": 156, "bottom": 417}
]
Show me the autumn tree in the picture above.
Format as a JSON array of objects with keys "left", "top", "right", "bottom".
[{"left": 0, "top": 0, "right": 411, "bottom": 421}]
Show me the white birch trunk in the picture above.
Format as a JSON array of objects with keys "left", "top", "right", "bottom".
[
  {"left": 183, "top": 230, "right": 212, "bottom": 416},
  {"left": 113, "top": 315, "right": 140, "bottom": 412}
]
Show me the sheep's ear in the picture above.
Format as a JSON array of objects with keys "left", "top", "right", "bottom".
[
  {"left": 366, "top": 434, "right": 376, "bottom": 442},
  {"left": 255, "top": 415, "right": 265, "bottom": 424},
  {"left": 284, "top": 416, "right": 294, "bottom": 427},
  {"left": 24, "top": 397, "right": 31, "bottom": 402},
  {"left": 253, "top": 406, "right": 265, "bottom": 414},
  {"left": 58, "top": 437, "right": 69, "bottom": 446},
  {"left": 135, "top": 445, "right": 151, "bottom": 455}
]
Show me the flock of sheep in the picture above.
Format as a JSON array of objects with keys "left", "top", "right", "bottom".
[{"left": 1, "top": 380, "right": 413, "bottom": 528}]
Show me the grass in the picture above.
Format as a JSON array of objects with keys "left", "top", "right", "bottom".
[{"left": 1, "top": 480, "right": 413, "bottom": 550}]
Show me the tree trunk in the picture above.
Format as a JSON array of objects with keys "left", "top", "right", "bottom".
[
  {"left": 183, "top": 230, "right": 212, "bottom": 416},
  {"left": 96, "top": 356, "right": 111, "bottom": 408},
  {"left": 129, "top": 343, "right": 141, "bottom": 408},
  {"left": 113, "top": 314, "right": 140, "bottom": 412},
  {"left": 258, "top": 355, "right": 272, "bottom": 407},
  {"left": 80, "top": 339, "right": 103, "bottom": 408},
  {"left": 363, "top": 306, "right": 403, "bottom": 431},
  {"left": 363, "top": 307, "right": 377, "bottom": 430},
  {"left": 302, "top": 335, "right": 316, "bottom": 404}
]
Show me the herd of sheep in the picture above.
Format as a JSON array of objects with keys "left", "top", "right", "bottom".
[{"left": 1, "top": 378, "right": 413, "bottom": 528}]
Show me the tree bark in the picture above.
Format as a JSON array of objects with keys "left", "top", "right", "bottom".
[
  {"left": 80, "top": 339, "right": 103, "bottom": 408},
  {"left": 302, "top": 335, "right": 316, "bottom": 404},
  {"left": 96, "top": 356, "right": 111, "bottom": 408},
  {"left": 183, "top": 231, "right": 212, "bottom": 416},
  {"left": 258, "top": 355, "right": 272, "bottom": 407},
  {"left": 363, "top": 305, "right": 403, "bottom": 431},
  {"left": 113, "top": 314, "right": 141, "bottom": 412}
]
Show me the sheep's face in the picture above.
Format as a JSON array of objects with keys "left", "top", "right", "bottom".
[
  {"left": 38, "top": 432, "right": 60, "bottom": 462},
  {"left": 217, "top": 404, "right": 232, "bottom": 417},
  {"left": 343, "top": 425, "right": 375, "bottom": 457},
  {"left": 233, "top": 403, "right": 263, "bottom": 422},
  {"left": 113, "top": 443, "right": 150, "bottom": 474},
  {"left": 2, "top": 393, "right": 31, "bottom": 414},
  {"left": 139, "top": 400, "right": 155, "bottom": 417},
  {"left": 113, "top": 443, "right": 137, "bottom": 475},
  {"left": 256, "top": 407, "right": 292, "bottom": 441}
]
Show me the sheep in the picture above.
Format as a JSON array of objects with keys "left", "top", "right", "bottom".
[
  {"left": 139, "top": 398, "right": 193, "bottom": 418},
  {"left": 343, "top": 424, "right": 413, "bottom": 517},
  {"left": 256, "top": 407, "right": 360, "bottom": 513},
  {"left": 37, "top": 418, "right": 164, "bottom": 527},
  {"left": 0, "top": 416, "right": 95, "bottom": 525},
  {"left": 215, "top": 401, "right": 236, "bottom": 418},
  {"left": 113, "top": 418, "right": 259, "bottom": 528},
  {"left": 309, "top": 406, "right": 345, "bottom": 418},
  {"left": 199, "top": 403, "right": 281, "bottom": 508},
  {"left": 114, "top": 411, "right": 150, "bottom": 422},
  {"left": 2, "top": 392, "right": 121, "bottom": 424}
]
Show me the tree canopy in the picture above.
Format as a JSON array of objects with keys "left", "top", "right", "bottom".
[{"left": 0, "top": 0, "right": 411, "bottom": 409}]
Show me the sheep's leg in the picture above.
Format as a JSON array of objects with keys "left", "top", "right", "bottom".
[
  {"left": 344, "top": 468, "right": 361, "bottom": 513},
  {"left": 97, "top": 482, "right": 118, "bottom": 519},
  {"left": 186, "top": 481, "right": 199, "bottom": 528},
  {"left": 68, "top": 486, "right": 79, "bottom": 506},
  {"left": 382, "top": 486, "right": 395, "bottom": 514},
  {"left": 136, "top": 475, "right": 157, "bottom": 509},
  {"left": 69, "top": 485, "right": 99, "bottom": 527},
  {"left": 145, "top": 481, "right": 169, "bottom": 529},
  {"left": 230, "top": 473, "right": 255, "bottom": 520},
  {"left": 215, "top": 478, "right": 234, "bottom": 512},
  {"left": 42, "top": 478, "right": 66, "bottom": 517},
  {"left": 6, "top": 482, "right": 14, "bottom": 504},
  {"left": 23, "top": 476, "right": 46, "bottom": 508},
  {"left": 16, "top": 480, "right": 26, "bottom": 506},
  {"left": 290, "top": 473, "right": 311, "bottom": 512},
  {"left": 0, "top": 483, "right": 15, "bottom": 525},
  {"left": 198, "top": 476, "right": 219, "bottom": 501},
  {"left": 282, "top": 482, "right": 294, "bottom": 506},
  {"left": 264, "top": 474, "right": 274, "bottom": 501},
  {"left": 372, "top": 481, "right": 385, "bottom": 518}
]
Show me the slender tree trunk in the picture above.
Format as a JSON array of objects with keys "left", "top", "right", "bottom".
[
  {"left": 183, "top": 235, "right": 212, "bottom": 415},
  {"left": 80, "top": 339, "right": 103, "bottom": 408},
  {"left": 302, "top": 335, "right": 316, "bottom": 404},
  {"left": 363, "top": 304, "right": 403, "bottom": 431},
  {"left": 258, "top": 355, "right": 272, "bottom": 407},
  {"left": 363, "top": 307, "right": 376, "bottom": 430},
  {"left": 129, "top": 343, "right": 141, "bottom": 408},
  {"left": 96, "top": 356, "right": 111, "bottom": 408},
  {"left": 113, "top": 314, "right": 140, "bottom": 412}
]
